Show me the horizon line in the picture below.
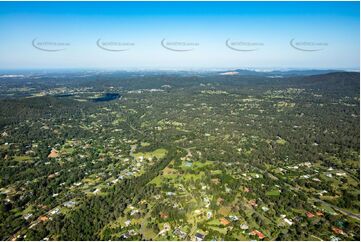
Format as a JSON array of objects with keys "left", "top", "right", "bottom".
[{"left": 0, "top": 67, "right": 359, "bottom": 72}]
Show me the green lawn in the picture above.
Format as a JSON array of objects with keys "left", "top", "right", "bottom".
[
  {"left": 13, "top": 155, "right": 32, "bottom": 162},
  {"left": 133, "top": 148, "right": 167, "bottom": 160},
  {"left": 266, "top": 189, "right": 281, "bottom": 196}
]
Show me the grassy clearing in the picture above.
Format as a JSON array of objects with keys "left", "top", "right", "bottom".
[
  {"left": 218, "top": 206, "right": 232, "bottom": 216},
  {"left": 184, "top": 172, "right": 205, "bottom": 181},
  {"left": 13, "top": 155, "right": 32, "bottom": 162},
  {"left": 21, "top": 205, "right": 35, "bottom": 215},
  {"left": 276, "top": 138, "right": 287, "bottom": 145},
  {"left": 208, "top": 226, "right": 227, "bottom": 234},
  {"left": 181, "top": 160, "right": 213, "bottom": 170},
  {"left": 141, "top": 142, "right": 151, "bottom": 147},
  {"left": 266, "top": 189, "right": 281, "bottom": 196},
  {"left": 211, "top": 170, "right": 223, "bottom": 175},
  {"left": 133, "top": 148, "right": 167, "bottom": 160}
]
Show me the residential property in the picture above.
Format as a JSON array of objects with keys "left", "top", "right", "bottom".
[
  {"left": 194, "top": 232, "right": 205, "bottom": 241},
  {"left": 250, "top": 230, "right": 265, "bottom": 239}
]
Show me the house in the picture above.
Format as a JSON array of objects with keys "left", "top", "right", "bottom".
[
  {"left": 332, "top": 227, "right": 345, "bottom": 235},
  {"left": 159, "top": 223, "right": 171, "bottom": 236},
  {"left": 284, "top": 218, "right": 293, "bottom": 225},
  {"left": 130, "top": 209, "right": 139, "bottom": 216},
  {"left": 48, "top": 173, "right": 57, "bottom": 179},
  {"left": 250, "top": 230, "right": 265, "bottom": 239},
  {"left": 173, "top": 228, "right": 187, "bottom": 239},
  {"left": 120, "top": 232, "right": 131, "bottom": 239},
  {"left": 248, "top": 199, "right": 257, "bottom": 207},
  {"left": 203, "top": 197, "right": 210, "bottom": 204},
  {"left": 47, "top": 148, "right": 59, "bottom": 158},
  {"left": 330, "top": 235, "right": 341, "bottom": 241},
  {"left": 316, "top": 211, "right": 324, "bottom": 216},
  {"left": 49, "top": 208, "right": 60, "bottom": 215},
  {"left": 24, "top": 213, "right": 33, "bottom": 220},
  {"left": 306, "top": 212, "right": 315, "bottom": 218},
  {"left": 229, "top": 215, "right": 239, "bottom": 221},
  {"left": 336, "top": 172, "right": 346, "bottom": 177},
  {"left": 38, "top": 215, "right": 49, "bottom": 222},
  {"left": 63, "top": 201, "right": 77, "bottom": 208},
  {"left": 216, "top": 197, "right": 224, "bottom": 206},
  {"left": 194, "top": 233, "right": 205, "bottom": 241},
  {"left": 293, "top": 216, "right": 303, "bottom": 222},
  {"left": 160, "top": 212, "right": 169, "bottom": 219},
  {"left": 240, "top": 224, "right": 249, "bottom": 230},
  {"left": 124, "top": 220, "right": 131, "bottom": 227},
  {"left": 194, "top": 209, "right": 202, "bottom": 216},
  {"left": 244, "top": 187, "right": 250, "bottom": 193},
  {"left": 220, "top": 218, "right": 231, "bottom": 226},
  {"left": 318, "top": 190, "right": 328, "bottom": 196},
  {"left": 262, "top": 206, "right": 269, "bottom": 212},
  {"left": 163, "top": 223, "right": 171, "bottom": 231}
]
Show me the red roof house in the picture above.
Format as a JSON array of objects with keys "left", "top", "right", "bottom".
[{"left": 250, "top": 230, "right": 265, "bottom": 239}]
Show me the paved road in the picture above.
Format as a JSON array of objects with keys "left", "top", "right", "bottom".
[{"left": 314, "top": 198, "right": 360, "bottom": 221}]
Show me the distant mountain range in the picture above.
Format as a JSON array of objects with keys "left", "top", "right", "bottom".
[
  {"left": 218, "top": 69, "right": 354, "bottom": 77},
  {"left": 0, "top": 69, "right": 358, "bottom": 80}
]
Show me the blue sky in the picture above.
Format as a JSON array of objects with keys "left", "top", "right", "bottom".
[{"left": 0, "top": 1, "right": 359, "bottom": 70}]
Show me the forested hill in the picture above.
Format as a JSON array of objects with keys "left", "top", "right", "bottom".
[
  {"left": 0, "top": 96, "right": 91, "bottom": 129},
  {"left": 294, "top": 72, "right": 359, "bottom": 86},
  {"left": 287, "top": 72, "right": 359, "bottom": 95},
  {"left": 0, "top": 71, "right": 359, "bottom": 97}
]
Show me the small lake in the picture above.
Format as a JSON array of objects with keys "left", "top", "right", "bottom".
[{"left": 92, "top": 93, "right": 121, "bottom": 102}]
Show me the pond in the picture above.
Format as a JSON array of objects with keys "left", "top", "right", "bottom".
[{"left": 92, "top": 93, "right": 121, "bottom": 102}]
